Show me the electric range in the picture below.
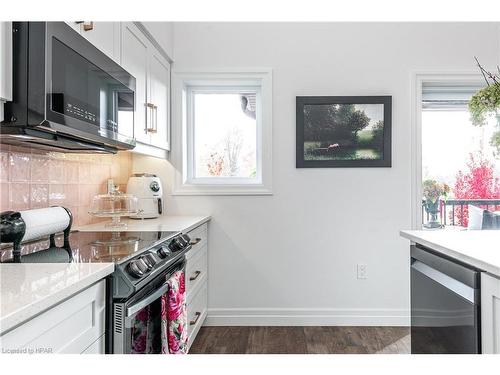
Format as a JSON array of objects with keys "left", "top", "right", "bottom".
[{"left": 0, "top": 229, "right": 193, "bottom": 353}]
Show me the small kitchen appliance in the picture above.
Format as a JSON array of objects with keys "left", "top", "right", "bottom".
[{"left": 126, "top": 173, "right": 163, "bottom": 219}]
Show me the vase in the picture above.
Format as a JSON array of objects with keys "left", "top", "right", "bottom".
[{"left": 424, "top": 198, "right": 441, "bottom": 229}]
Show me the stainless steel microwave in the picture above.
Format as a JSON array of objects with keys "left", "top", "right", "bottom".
[{"left": 1, "top": 22, "right": 136, "bottom": 153}]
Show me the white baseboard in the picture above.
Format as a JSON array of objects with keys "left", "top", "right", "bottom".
[{"left": 205, "top": 308, "right": 410, "bottom": 326}]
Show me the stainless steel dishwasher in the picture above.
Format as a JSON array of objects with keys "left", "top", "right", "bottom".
[{"left": 410, "top": 245, "right": 481, "bottom": 354}]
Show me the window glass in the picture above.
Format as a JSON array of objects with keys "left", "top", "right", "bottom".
[{"left": 192, "top": 91, "right": 258, "bottom": 179}]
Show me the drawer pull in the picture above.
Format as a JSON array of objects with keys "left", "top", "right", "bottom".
[
  {"left": 190, "top": 237, "right": 202, "bottom": 245},
  {"left": 190, "top": 312, "right": 201, "bottom": 326},
  {"left": 189, "top": 271, "right": 201, "bottom": 281}
]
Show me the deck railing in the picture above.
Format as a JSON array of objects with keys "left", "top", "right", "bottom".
[{"left": 422, "top": 199, "right": 500, "bottom": 227}]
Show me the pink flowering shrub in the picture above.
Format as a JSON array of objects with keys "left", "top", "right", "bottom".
[{"left": 453, "top": 153, "right": 500, "bottom": 226}]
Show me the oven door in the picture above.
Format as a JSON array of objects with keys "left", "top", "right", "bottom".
[
  {"left": 112, "top": 258, "right": 186, "bottom": 354},
  {"left": 44, "top": 22, "right": 136, "bottom": 150}
]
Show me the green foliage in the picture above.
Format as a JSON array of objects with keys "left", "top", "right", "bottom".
[
  {"left": 469, "top": 83, "right": 500, "bottom": 126},
  {"left": 490, "top": 130, "right": 500, "bottom": 154},
  {"left": 371, "top": 120, "right": 384, "bottom": 150},
  {"left": 303, "top": 142, "right": 381, "bottom": 161},
  {"left": 303, "top": 104, "right": 370, "bottom": 143}
]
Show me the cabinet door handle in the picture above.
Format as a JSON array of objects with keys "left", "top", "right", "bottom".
[
  {"left": 190, "top": 312, "right": 201, "bottom": 326},
  {"left": 190, "top": 238, "right": 202, "bottom": 245},
  {"left": 154, "top": 105, "right": 158, "bottom": 133},
  {"left": 145, "top": 103, "right": 155, "bottom": 133},
  {"left": 189, "top": 270, "right": 201, "bottom": 281},
  {"left": 83, "top": 21, "right": 94, "bottom": 31}
]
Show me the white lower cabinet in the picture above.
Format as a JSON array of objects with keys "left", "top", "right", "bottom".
[
  {"left": 187, "top": 284, "right": 208, "bottom": 350},
  {"left": 82, "top": 334, "right": 105, "bottom": 354},
  {"left": 481, "top": 272, "right": 500, "bottom": 354},
  {"left": 185, "top": 223, "right": 209, "bottom": 350},
  {"left": 0, "top": 280, "right": 106, "bottom": 354}
]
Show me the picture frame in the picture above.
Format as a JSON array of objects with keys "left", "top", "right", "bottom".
[{"left": 296, "top": 96, "right": 392, "bottom": 168}]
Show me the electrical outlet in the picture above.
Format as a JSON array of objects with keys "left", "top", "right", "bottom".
[{"left": 357, "top": 264, "right": 367, "bottom": 279}]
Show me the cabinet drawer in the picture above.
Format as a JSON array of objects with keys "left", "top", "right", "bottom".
[
  {"left": 0, "top": 280, "right": 106, "bottom": 354},
  {"left": 187, "top": 283, "right": 207, "bottom": 350},
  {"left": 185, "top": 223, "right": 208, "bottom": 260},
  {"left": 186, "top": 245, "right": 207, "bottom": 302}
]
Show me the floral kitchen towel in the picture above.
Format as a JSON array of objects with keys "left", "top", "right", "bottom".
[{"left": 161, "top": 270, "right": 188, "bottom": 354}]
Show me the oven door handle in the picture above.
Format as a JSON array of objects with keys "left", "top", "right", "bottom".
[{"left": 126, "top": 282, "right": 169, "bottom": 318}]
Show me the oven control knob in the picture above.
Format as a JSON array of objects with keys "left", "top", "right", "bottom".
[
  {"left": 142, "top": 254, "right": 156, "bottom": 270},
  {"left": 157, "top": 246, "right": 171, "bottom": 259},
  {"left": 180, "top": 234, "right": 191, "bottom": 245},
  {"left": 177, "top": 235, "right": 189, "bottom": 247},
  {"left": 169, "top": 237, "right": 184, "bottom": 252},
  {"left": 127, "top": 259, "right": 148, "bottom": 278}
]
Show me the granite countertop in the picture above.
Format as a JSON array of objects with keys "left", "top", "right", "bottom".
[
  {"left": 0, "top": 263, "right": 114, "bottom": 335},
  {"left": 400, "top": 230, "right": 500, "bottom": 277},
  {"left": 75, "top": 215, "right": 211, "bottom": 233}
]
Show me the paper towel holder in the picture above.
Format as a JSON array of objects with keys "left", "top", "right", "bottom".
[{"left": 0, "top": 206, "right": 73, "bottom": 263}]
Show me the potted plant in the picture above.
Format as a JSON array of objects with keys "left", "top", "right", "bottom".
[
  {"left": 422, "top": 179, "right": 450, "bottom": 229},
  {"left": 469, "top": 58, "right": 500, "bottom": 154}
]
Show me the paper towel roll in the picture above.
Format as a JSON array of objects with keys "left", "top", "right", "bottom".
[{"left": 19, "top": 207, "right": 71, "bottom": 242}]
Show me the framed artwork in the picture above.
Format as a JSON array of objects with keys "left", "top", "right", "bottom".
[{"left": 296, "top": 96, "right": 392, "bottom": 168}]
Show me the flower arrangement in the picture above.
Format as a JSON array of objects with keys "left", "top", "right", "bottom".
[
  {"left": 422, "top": 179, "right": 450, "bottom": 229},
  {"left": 469, "top": 58, "right": 500, "bottom": 153},
  {"left": 422, "top": 179, "right": 450, "bottom": 204}
]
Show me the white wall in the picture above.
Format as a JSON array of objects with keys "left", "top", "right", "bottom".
[{"left": 133, "top": 22, "right": 500, "bottom": 325}]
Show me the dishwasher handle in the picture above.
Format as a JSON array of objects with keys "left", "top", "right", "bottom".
[
  {"left": 411, "top": 260, "right": 477, "bottom": 304},
  {"left": 411, "top": 245, "right": 480, "bottom": 288}
]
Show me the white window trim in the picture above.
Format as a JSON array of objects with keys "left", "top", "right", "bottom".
[
  {"left": 171, "top": 69, "right": 273, "bottom": 196},
  {"left": 410, "top": 71, "right": 484, "bottom": 229}
]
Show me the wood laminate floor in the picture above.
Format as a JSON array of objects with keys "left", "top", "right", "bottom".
[{"left": 190, "top": 326, "right": 410, "bottom": 354}]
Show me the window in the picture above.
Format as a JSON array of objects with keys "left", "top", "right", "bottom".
[
  {"left": 172, "top": 70, "right": 272, "bottom": 195},
  {"left": 417, "top": 78, "right": 500, "bottom": 228}
]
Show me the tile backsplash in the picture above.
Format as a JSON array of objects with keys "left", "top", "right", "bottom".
[{"left": 0, "top": 145, "right": 132, "bottom": 226}]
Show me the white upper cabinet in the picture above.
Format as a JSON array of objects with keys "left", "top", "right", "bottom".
[
  {"left": 79, "top": 22, "right": 120, "bottom": 63},
  {"left": 148, "top": 50, "right": 171, "bottom": 150},
  {"left": 121, "top": 22, "right": 171, "bottom": 153},
  {"left": 0, "top": 22, "right": 12, "bottom": 122},
  {"left": 140, "top": 22, "right": 174, "bottom": 61},
  {"left": 66, "top": 22, "right": 120, "bottom": 63},
  {"left": 1, "top": 22, "right": 12, "bottom": 101},
  {"left": 121, "top": 23, "right": 149, "bottom": 143}
]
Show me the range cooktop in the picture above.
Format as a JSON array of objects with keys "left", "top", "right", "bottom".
[
  {"left": 0, "top": 230, "right": 179, "bottom": 264},
  {"left": 72, "top": 231, "right": 179, "bottom": 264}
]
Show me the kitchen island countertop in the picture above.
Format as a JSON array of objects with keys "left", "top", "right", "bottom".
[{"left": 400, "top": 230, "right": 500, "bottom": 277}]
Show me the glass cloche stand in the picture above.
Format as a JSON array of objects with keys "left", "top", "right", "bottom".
[{"left": 88, "top": 187, "right": 141, "bottom": 229}]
